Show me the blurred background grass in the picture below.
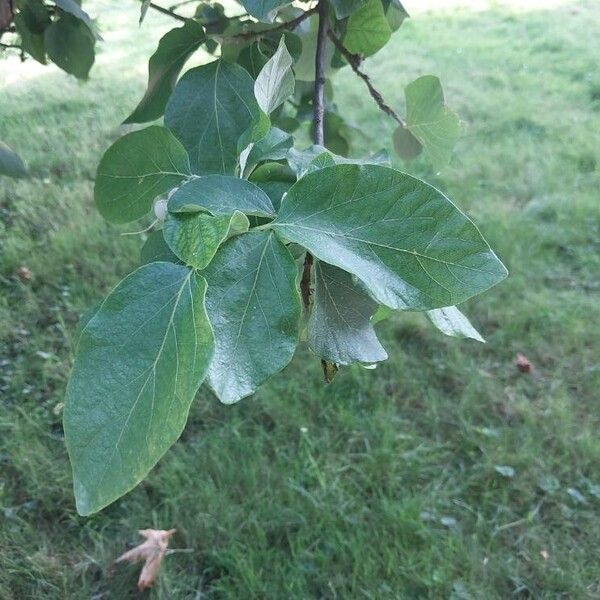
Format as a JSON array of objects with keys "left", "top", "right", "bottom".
[{"left": 1, "top": 0, "right": 600, "bottom": 597}]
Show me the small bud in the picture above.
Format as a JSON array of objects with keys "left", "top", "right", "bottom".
[{"left": 153, "top": 198, "right": 168, "bottom": 221}]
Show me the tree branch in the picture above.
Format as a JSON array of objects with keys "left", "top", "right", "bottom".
[
  {"left": 327, "top": 30, "right": 405, "bottom": 127},
  {"left": 300, "top": 0, "right": 328, "bottom": 312},
  {"left": 231, "top": 6, "right": 318, "bottom": 40},
  {"left": 148, "top": 1, "right": 187, "bottom": 22}
]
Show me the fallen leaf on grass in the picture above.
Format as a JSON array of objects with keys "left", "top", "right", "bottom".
[
  {"left": 515, "top": 352, "right": 533, "bottom": 374},
  {"left": 115, "top": 528, "right": 176, "bottom": 591},
  {"left": 15, "top": 266, "right": 32, "bottom": 282}
]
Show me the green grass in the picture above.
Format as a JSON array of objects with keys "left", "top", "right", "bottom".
[{"left": 1, "top": 0, "right": 600, "bottom": 597}]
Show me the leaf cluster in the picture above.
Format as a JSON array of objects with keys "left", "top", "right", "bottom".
[{"left": 52, "top": 1, "right": 507, "bottom": 514}]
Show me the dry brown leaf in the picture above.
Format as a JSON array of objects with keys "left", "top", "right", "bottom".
[
  {"left": 15, "top": 266, "right": 32, "bottom": 282},
  {"left": 515, "top": 352, "right": 533, "bottom": 374},
  {"left": 115, "top": 528, "right": 176, "bottom": 591}
]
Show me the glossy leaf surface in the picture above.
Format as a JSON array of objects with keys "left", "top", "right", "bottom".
[
  {"left": 64, "top": 262, "right": 214, "bottom": 515},
  {"left": 165, "top": 60, "right": 260, "bottom": 174},
  {"left": 273, "top": 164, "right": 507, "bottom": 310},
  {"left": 203, "top": 232, "right": 300, "bottom": 404},
  {"left": 168, "top": 175, "right": 275, "bottom": 217}
]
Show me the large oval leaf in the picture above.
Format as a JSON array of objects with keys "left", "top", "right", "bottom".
[
  {"left": 64, "top": 262, "right": 214, "bottom": 515},
  {"left": 203, "top": 231, "right": 300, "bottom": 404},
  {"left": 94, "top": 126, "right": 191, "bottom": 224},
  {"left": 239, "top": 0, "right": 291, "bottom": 22},
  {"left": 165, "top": 60, "right": 260, "bottom": 175},
  {"left": 168, "top": 175, "right": 275, "bottom": 217},
  {"left": 44, "top": 14, "right": 95, "bottom": 79},
  {"left": 344, "top": 0, "right": 391, "bottom": 57},
  {"left": 273, "top": 164, "right": 507, "bottom": 311},
  {"left": 124, "top": 19, "right": 205, "bottom": 124},
  {"left": 308, "top": 261, "right": 387, "bottom": 365}
]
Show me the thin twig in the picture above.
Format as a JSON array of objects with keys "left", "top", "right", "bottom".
[
  {"left": 148, "top": 1, "right": 187, "bottom": 22},
  {"left": 312, "top": 0, "right": 328, "bottom": 146},
  {"left": 231, "top": 6, "right": 318, "bottom": 40},
  {"left": 327, "top": 30, "right": 405, "bottom": 127},
  {"left": 300, "top": 0, "right": 328, "bottom": 311},
  {"left": 0, "top": 42, "right": 21, "bottom": 50}
]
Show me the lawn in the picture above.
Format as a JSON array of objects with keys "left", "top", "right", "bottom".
[{"left": 1, "top": 0, "right": 600, "bottom": 597}]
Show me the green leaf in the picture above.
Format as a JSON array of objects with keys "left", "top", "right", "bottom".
[
  {"left": 382, "top": 0, "right": 409, "bottom": 31},
  {"left": 64, "top": 262, "right": 214, "bottom": 515},
  {"left": 237, "top": 108, "right": 271, "bottom": 155},
  {"left": 288, "top": 145, "right": 390, "bottom": 177},
  {"left": 95, "top": 126, "right": 191, "bottom": 224},
  {"left": 168, "top": 175, "right": 275, "bottom": 217},
  {"left": 392, "top": 125, "right": 423, "bottom": 160},
  {"left": 273, "top": 164, "right": 507, "bottom": 311},
  {"left": 398, "top": 75, "right": 460, "bottom": 170},
  {"left": 248, "top": 162, "right": 296, "bottom": 210},
  {"left": 165, "top": 60, "right": 261, "bottom": 175},
  {"left": 53, "top": 0, "right": 102, "bottom": 40},
  {"left": 254, "top": 36, "right": 294, "bottom": 115},
  {"left": 14, "top": 0, "right": 50, "bottom": 64},
  {"left": 239, "top": 0, "right": 291, "bottom": 22},
  {"left": 0, "top": 141, "right": 27, "bottom": 178},
  {"left": 124, "top": 20, "right": 205, "bottom": 124},
  {"left": 164, "top": 210, "right": 249, "bottom": 269},
  {"left": 203, "top": 231, "right": 300, "bottom": 404},
  {"left": 344, "top": 0, "right": 391, "bottom": 57},
  {"left": 240, "top": 127, "right": 293, "bottom": 176},
  {"left": 308, "top": 261, "right": 387, "bottom": 365},
  {"left": 426, "top": 306, "right": 485, "bottom": 342},
  {"left": 330, "top": 0, "right": 368, "bottom": 19},
  {"left": 44, "top": 14, "right": 95, "bottom": 79},
  {"left": 140, "top": 230, "right": 180, "bottom": 265},
  {"left": 139, "top": 0, "right": 152, "bottom": 24},
  {"left": 237, "top": 42, "right": 269, "bottom": 79}
]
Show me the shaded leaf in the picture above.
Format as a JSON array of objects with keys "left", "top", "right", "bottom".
[
  {"left": 13, "top": 0, "right": 50, "bottom": 64},
  {"left": 115, "top": 529, "right": 176, "bottom": 592},
  {"left": 164, "top": 210, "right": 249, "bottom": 269},
  {"left": 125, "top": 20, "right": 205, "bottom": 124},
  {"left": 273, "top": 164, "right": 507, "bottom": 311},
  {"left": 239, "top": 0, "right": 291, "bottom": 23},
  {"left": 165, "top": 60, "right": 260, "bottom": 174},
  {"left": 248, "top": 162, "right": 296, "bottom": 210},
  {"left": 308, "top": 261, "right": 387, "bottom": 365},
  {"left": 140, "top": 230, "right": 181, "bottom": 265},
  {"left": 0, "top": 140, "right": 27, "bottom": 178},
  {"left": 64, "top": 263, "right": 214, "bottom": 515},
  {"left": 344, "top": 0, "right": 391, "bottom": 57},
  {"left": 44, "top": 14, "right": 95, "bottom": 79},
  {"left": 203, "top": 231, "right": 300, "bottom": 404},
  {"left": 426, "top": 306, "right": 485, "bottom": 342},
  {"left": 95, "top": 126, "right": 190, "bottom": 224},
  {"left": 330, "top": 0, "right": 368, "bottom": 19},
  {"left": 168, "top": 175, "right": 275, "bottom": 217},
  {"left": 392, "top": 124, "right": 422, "bottom": 160},
  {"left": 240, "top": 127, "right": 293, "bottom": 176},
  {"left": 53, "top": 0, "right": 101, "bottom": 40}
]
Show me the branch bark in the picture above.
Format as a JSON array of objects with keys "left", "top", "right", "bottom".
[
  {"left": 148, "top": 1, "right": 187, "bottom": 22},
  {"left": 327, "top": 30, "right": 405, "bottom": 127},
  {"left": 301, "top": 0, "right": 328, "bottom": 311},
  {"left": 232, "top": 6, "right": 318, "bottom": 40}
]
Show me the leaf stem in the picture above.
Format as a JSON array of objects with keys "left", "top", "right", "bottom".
[
  {"left": 327, "top": 30, "right": 406, "bottom": 127},
  {"left": 147, "top": 1, "right": 187, "bottom": 22}
]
